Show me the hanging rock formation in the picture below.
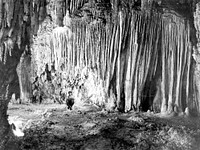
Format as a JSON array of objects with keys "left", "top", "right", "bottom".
[{"left": 31, "top": 0, "right": 198, "bottom": 115}]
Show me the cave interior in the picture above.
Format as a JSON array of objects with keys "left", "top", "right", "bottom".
[{"left": 0, "top": 0, "right": 200, "bottom": 149}]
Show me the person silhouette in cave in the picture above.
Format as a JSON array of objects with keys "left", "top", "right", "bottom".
[{"left": 66, "top": 91, "right": 75, "bottom": 110}]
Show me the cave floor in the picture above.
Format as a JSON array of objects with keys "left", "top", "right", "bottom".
[{"left": 7, "top": 103, "right": 200, "bottom": 150}]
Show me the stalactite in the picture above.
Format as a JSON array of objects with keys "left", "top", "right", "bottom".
[
  {"left": 0, "top": 0, "right": 3, "bottom": 26},
  {"left": 69, "top": 0, "right": 87, "bottom": 14},
  {"left": 6, "top": 0, "right": 14, "bottom": 27},
  {"left": 51, "top": 26, "right": 72, "bottom": 71},
  {"left": 2, "top": 38, "right": 14, "bottom": 64}
]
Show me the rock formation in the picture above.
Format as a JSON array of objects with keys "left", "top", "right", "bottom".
[
  {"left": 31, "top": 0, "right": 198, "bottom": 115},
  {"left": 1, "top": 0, "right": 200, "bottom": 148},
  {"left": 0, "top": 0, "right": 46, "bottom": 149}
]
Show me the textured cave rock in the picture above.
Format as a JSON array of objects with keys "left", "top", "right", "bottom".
[
  {"left": 194, "top": 1, "right": 200, "bottom": 116},
  {"left": 0, "top": 0, "right": 47, "bottom": 149},
  {"left": 16, "top": 50, "right": 32, "bottom": 103},
  {"left": 0, "top": 0, "right": 200, "bottom": 148},
  {"left": 31, "top": 0, "right": 197, "bottom": 114}
]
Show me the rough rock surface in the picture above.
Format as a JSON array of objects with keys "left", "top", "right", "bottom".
[{"left": 7, "top": 103, "right": 200, "bottom": 150}]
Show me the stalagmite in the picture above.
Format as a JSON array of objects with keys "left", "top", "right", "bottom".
[{"left": 17, "top": 49, "right": 32, "bottom": 103}]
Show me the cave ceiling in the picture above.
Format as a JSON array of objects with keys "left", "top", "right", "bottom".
[{"left": 65, "top": 0, "right": 200, "bottom": 23}]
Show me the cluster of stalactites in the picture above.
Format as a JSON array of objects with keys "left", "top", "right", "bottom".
[
  {"left": 161, "top": 13, "right": 192, "bottom": 113},
  {"left": 50, "top": 26, "right": 72, "bottom": 71},
  {"left": 48, "top": 0, "right": 194, "bottom": 113},
  {"left": 0, "top": 0, "right": 47, "bottom": 64},
  {"left": 0, "top": 0, "right": 16, "bottom": 63},
  {"left": 52, "top": 0, "right": 160, "bottom": 29}
]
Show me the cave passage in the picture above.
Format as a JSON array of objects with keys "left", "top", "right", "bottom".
[{"left": 1, "top": 0, "right": 200, "bottom": 149}]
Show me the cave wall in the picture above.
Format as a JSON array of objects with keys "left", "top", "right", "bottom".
[
  {"left": 194, "top": 2, "right": 200, "bottom": 115},
  {"left": 0, "top": 0, "right": 47, "bottom": 149},
  {"left": 0, "top": 0, "right": 199, "bottom": 147},
  {"left": 30, "top": 0, "right": 198, "bottom": 115}
]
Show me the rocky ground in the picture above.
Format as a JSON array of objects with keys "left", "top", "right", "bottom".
[{"left": 7, "top": 103, "right": 200, "bottom": 150}]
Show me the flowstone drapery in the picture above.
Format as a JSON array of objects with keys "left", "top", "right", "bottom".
[{"left": 45, "top": 1, "right": 195, "bottom": 114}]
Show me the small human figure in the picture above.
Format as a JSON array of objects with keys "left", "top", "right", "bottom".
[{"left": 66, "top": 91, "right": 74, "bottom": 110}]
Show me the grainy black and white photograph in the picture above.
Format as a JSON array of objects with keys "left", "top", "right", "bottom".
[{"left": 0, "top": 0, "right": 200, "bottom": 150}]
